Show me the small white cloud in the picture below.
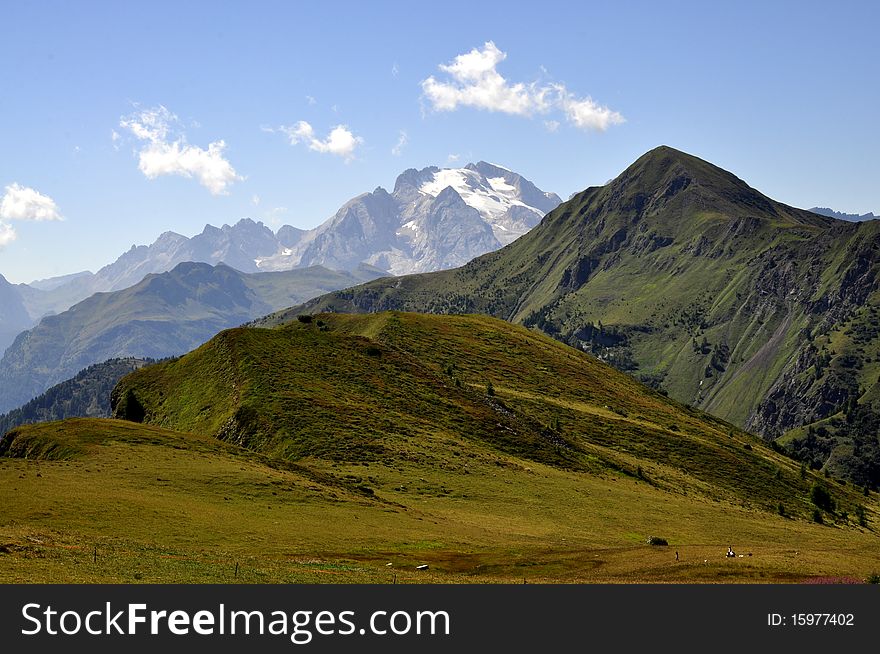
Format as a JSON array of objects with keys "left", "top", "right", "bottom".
[
  {"left": 278, "top": 121, "right": 363, "bottom": 162},
  {"left": 391, "top": 130, "right": 408, "bottom": 156},
  {"left": 544, "top": 120, "right": 560, "bottom": 132},
  {"left": 0, "top": 183, "right": 62, "bottom": 248},
  {"left": 391, "top": 62, "right": 399, "bottom": 77},
  {"left": 447, "top": 153, "right": 460, "bottom": 163},
  {"left": 252, "top": 194, "right": 261, "bottom": 206},
  {"left": 0, "top": 183, "right": 63, "bottom": 222},
  {"left": 0, "top": 222, "right": 15, "bottom": 246},
  {"left": 306, "top": 95, "right": 317, "bottom": 105},
  {"left": 421, "top": 41, "right": 623, "bottom": 132},
  {"left": 331, "top": 104, "right": 339, "bottom": 114},
  {"left": 119, "top": 105, "right": 242, "bottom": 195},
  {"left": 555, "top": 85, "right": 625, "bottom": 131}
]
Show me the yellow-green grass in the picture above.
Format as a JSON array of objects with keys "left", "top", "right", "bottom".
[{"left": 2, "top": 418, "right": 877, "bottom": 584}]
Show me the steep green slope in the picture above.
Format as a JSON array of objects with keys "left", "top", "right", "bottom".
[
  {"left": 258, "top": 147, "right": 880, "bottom": 485},
  {"left": 0, "top": 358, "right": 153, "bottom": 435},
  {"left": 115, "top": 311, "right": 842, "bottom": 516},
  {"left": 0, "top": 262, "right": 383, "bottom": 413}
]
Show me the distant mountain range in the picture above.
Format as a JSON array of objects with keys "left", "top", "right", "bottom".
[
  {"left": 0, "top": 274, "right": 34, "bottom": 357},
  {"left": 0, "top": 262, "right": 383, "bottom": 413},
  {"left": 265, "top": 146, "right": 880, "bottom": 486},
  {"left": 0, "top": 357, "right": 152, "bottom": 435},
  {"left": 255, "top": 161, "right": 561, "bottom": 274},
  {"left": 809, "top": 207, "right": 877, "bottom": 222},
  {"left": 0, "top": 161, "right": 558, "bottom": 355}
]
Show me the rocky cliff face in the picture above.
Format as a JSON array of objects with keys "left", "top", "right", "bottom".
[{"left": 255, "top": 161, "right": 560, "bottom": 275}]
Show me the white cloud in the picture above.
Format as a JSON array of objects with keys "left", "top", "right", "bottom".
[
  {"left": 391, "top": 130, "right": 408, "bottom": 156},
  {"left": 447, "top": 153, "right": 460, "bottom": 163},
  {"left": 306, "top": 95, "right": 317, "bottom": 105},
  {"left": 555, "top": 85, "right": 624, "bottom": 131},
  {"left": 0, "top": 183, "right": 62, "bottom": 248},
  {"left": 278, "top": 121, "right": 363, "bottom": 162},
  {"left": 1, "top": 183, "right": 63, "bottom": 222},
  {"left": 421, "top": 41, "right": 623, "bottom": 132},
  {"left": 252, "top": 194, "right": 261, "bottom": 206},
  {"left": 119, "top": 105, "right": 242, "bottom": 195},
  {"left": 391, "top": 62, "right": 399, "bottom": 77},
  {"left": 544, "top": 120, "right": 560, "bottom": 132},
  {"left": 0, "top": 222, "right": 15, "bottom": 246}
]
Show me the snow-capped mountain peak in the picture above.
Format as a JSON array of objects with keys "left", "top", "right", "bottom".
[
  {"left": 419, "top": 167, "right": 528, "bottom": 221},
  {"left": 255, "top": 161, "right": 561, "bottom": 275}
]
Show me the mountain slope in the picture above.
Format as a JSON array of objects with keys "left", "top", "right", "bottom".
[
  {"left": 115, "top": 311, "right": 819, "bottom": 512},
  {"left": 3, "top": 414, "right": 876, "bottom": 583},
  {"left": 0, "top": 274, "right": 32, "bottom": 356},
  {"left": 0, "top": 357, "right": 152, "bottom": 435},
  {"left": 260, "top": 147, "right": 880, "bottom": 485},
  {"left": 0, "top": 262, "right": 383, "bottom": 413},
  {"left": 2, "top": 312, "right": 875, "bottom": 583}
]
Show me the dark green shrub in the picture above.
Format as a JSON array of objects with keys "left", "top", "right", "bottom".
[
  {"left": 810, "top": 484, "right": 836, "bottom": 512},
  {"left": 647, "top": 536, "right": 668, "bottom": 546},
  {"left": 812, "top": 508, "right": 824, "bottom": 524},
  {"left": 297, "top": 314, "right": 313, "bottom": 324}
]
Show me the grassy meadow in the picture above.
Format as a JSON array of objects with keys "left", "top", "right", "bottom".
[{"left": 2, "top": 313, "right": 878, "bottom": 583}]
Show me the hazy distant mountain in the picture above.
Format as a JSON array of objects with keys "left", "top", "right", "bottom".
[
  {"left": 0, "top": 160, "right": 556, "bottom": 353},
  {"left": 257, "top": 161, "right": 561, "bottom": 275},
  {"left": 0, "top": 262, "right": 384, "bottom": 413},
  {"left": 810, "top": 207, "right": 877, "bottom": 222},
  {"left": 0, "top": 275, "right": 33, "bottom": 356},
  {"left": 0, "top": 357, "right": 152, "bottom": 435},
  {"left": 13, "top": 162, "right": 556, "bottom": 321},
  {"left": 3, "top": 219, "right": 302, "bottom": 327},
  {"left": 27, "top": 270, "right": 93, "bottom": 292}
]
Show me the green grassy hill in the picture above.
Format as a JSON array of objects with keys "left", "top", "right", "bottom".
[
  {"left": 0, "top": 312, "right": 878, "bottom": 582},
  {"left": 1, "top": 313, "right": 877, "bottom": 583},
  {"left": 114, "top": 311, "right": 812, "bottom": 510},
  {"left": 258, "top": 147, "right": 880, "bottom": 487}
]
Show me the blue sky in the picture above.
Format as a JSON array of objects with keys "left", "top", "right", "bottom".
[{"left": 1, "top": 0, "right": 878, "bottom": 283}]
